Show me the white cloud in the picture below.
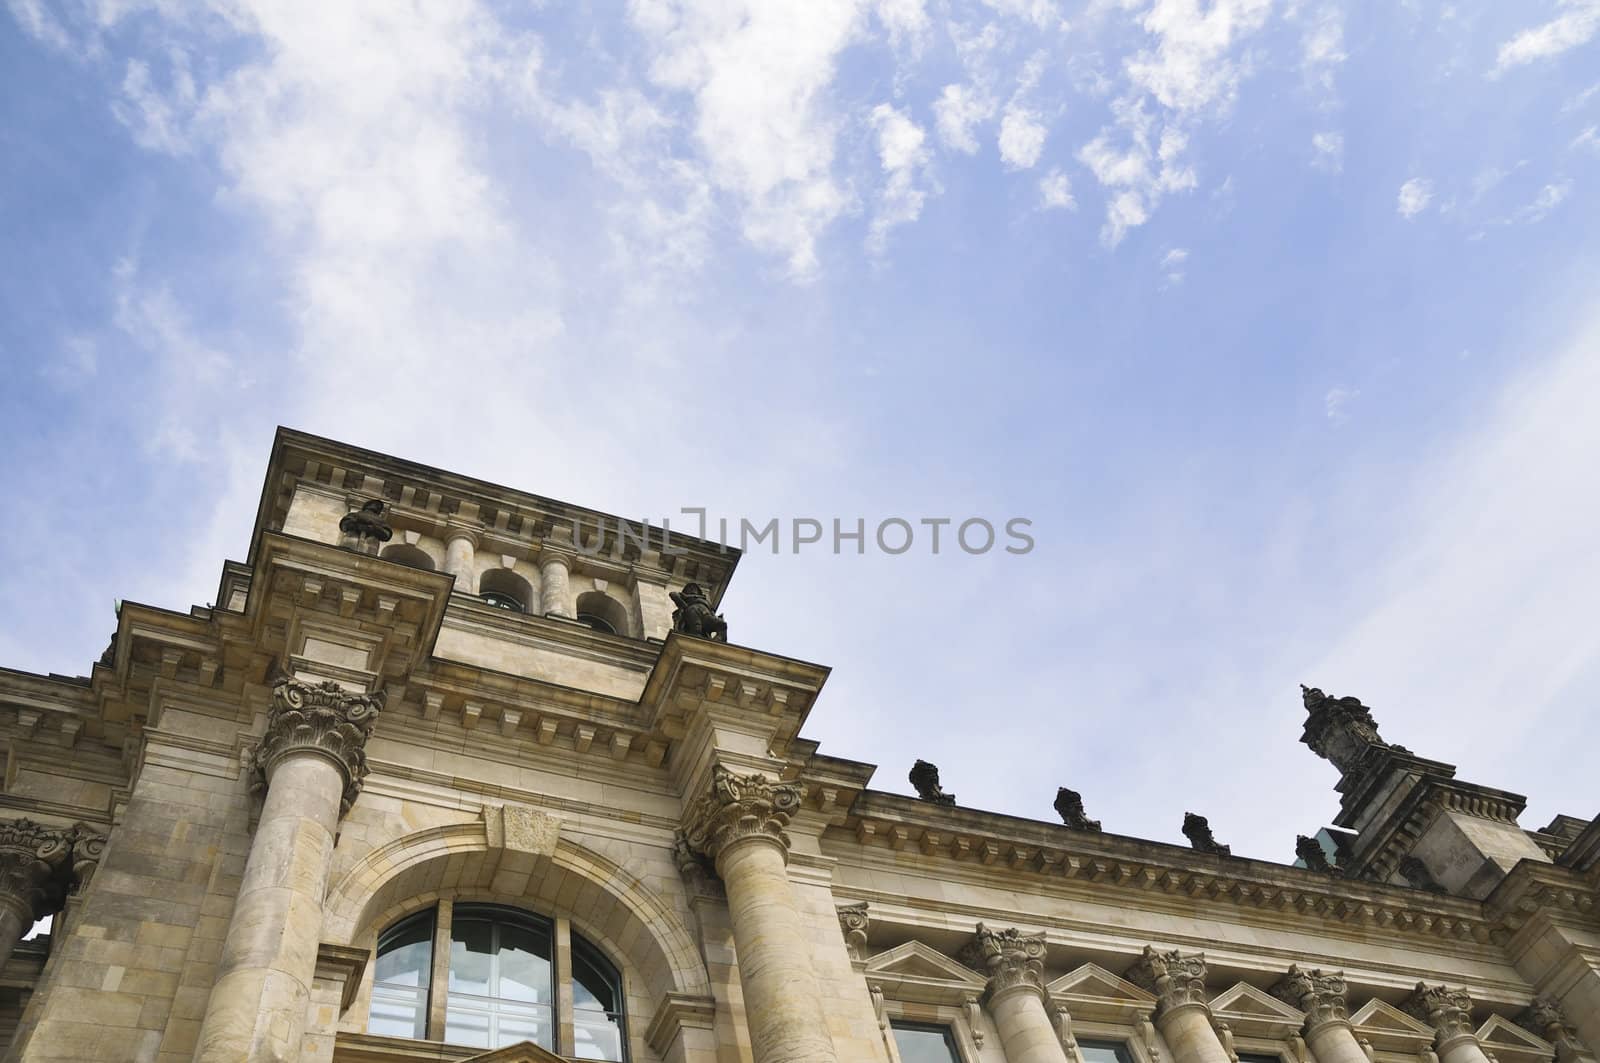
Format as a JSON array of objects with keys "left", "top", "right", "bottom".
[
  {"left": 876, "top": 0, "right": 929, "bottom": 54},
  {"left": 1323, "top": 386, "right": 1358, "bottom": 423},
  {"left": 998, "top": 107, "right": 1047, "bottom": 169},
  {"left": 933, "top": 83, "right": 994, "bottom": 154},
  {"left": 1300, "top": 4, "right": 1347, "bottom": 97},
  {"left": 1492, "top": 0, "right": 1600, "bottom": 76},
  {"left": 1039, "top": 168, "right": 1076, "bottom": 210},
  {"left": 1397, "top": 177, "right": 1434, "bottom": 218},
  {"left": 1124, "top": 0, "right": 1273, "bottom": 116},
  {"left": 113, "top": 52, "right": 198, "bottom": 154},
  {"left": 867, "top": 103, "right": 933, "bottom": 252},
  {"left": 1311, "top": 130, "right": 1343, "bottom": 172},
  {"left": 1572, "top": 125, "right": 1600, "bottom": 153},
  {"left": 1510, "top": 180, "right": 1573, "bottom": 223},
  {"left": 1160, "top": 246, "right": 1188, "bottom": 283},
  {"left": 1078, "top": 97, "right": 1197, "bottom": 245}
]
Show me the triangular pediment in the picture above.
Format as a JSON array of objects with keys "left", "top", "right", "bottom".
[
  {"left": 457, "top": 1040, "right": 565, "bottom": 1063},
  {"left": 864, "top": 940, "right": 986, "bottom": 1005},
  {"left": 1349, "top": 999, "right": 1435, "bottom": 1053},
  {"left": 1047, "top": 962, "right": 1156, "bottom": 1023},
  {"left": 1476, "top": 1015, "right": 1555, "bottom": 1063},
  {"left": 1209, "top": 982, "right": 1305, "bottom": 1039}
]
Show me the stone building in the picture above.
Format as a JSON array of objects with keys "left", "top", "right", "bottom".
[{"left": 0, "top": 428, "right": 1596, "bottom": 1063}]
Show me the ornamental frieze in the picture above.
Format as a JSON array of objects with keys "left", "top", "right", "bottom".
[
  {"left": 246, "top": 675, "right": 385, "bottom": 815},
  {"left": 681, "top": 765, "right": 804, "bottom": 863}
]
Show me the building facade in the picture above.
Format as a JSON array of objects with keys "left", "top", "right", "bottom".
[{"left": 0, "top": 429, "right": 1596, "bottom": 1063}]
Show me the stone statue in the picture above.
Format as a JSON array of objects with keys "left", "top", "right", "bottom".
[
  {"left": 339, "top": 499, "right": 394, "bottom": 555},
  {"left": 1295, "top": 834, "right": 1334, "bottom": 874},
  {"left": 1054, "top": 788, "right": 1101, "bottom": 832},
  {"left": 909, "top": 760, "right": 955, "bottom": 805},
  {"left": 1183, "top": 813, "right": 1231, "bottom": 857},
  {"left": 670, "top": 583, "right": 728, "bottom": 641}
]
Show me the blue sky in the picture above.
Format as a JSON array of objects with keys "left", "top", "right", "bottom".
[{"left": 3, "top": 0, "right": 1598, "bottom": 861}]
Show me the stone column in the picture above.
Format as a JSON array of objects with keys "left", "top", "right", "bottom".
[
  {"left": 681, "top": 766, "right": 838, "bottom": 1063},
  {"left": 443, "top": 526, "right": 478, "bottom": 595},
  {"left": 0, "top": 819, "right": 73, "bottom": 966},
  {"left": 193, "top": 677, "right": 383, "bottom": 1063},
  {"left": 1401, "top": 984, "right": 1492, "bottom": 1063},
  {"left": 1271, "top": 967, "right": 1367, "bottom": 1063},
  {"left": 540, "top": 550, "right": 574, "bottom": 618},
  {"left": 1127, "top": 947, "right": 1231, "bottom": 1063},
  {"left": 959, "top": 924, "right": 1069, "bottom": 1063}
]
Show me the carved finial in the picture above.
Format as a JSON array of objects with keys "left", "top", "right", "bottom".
[
  {"left": 1183, "top": 813, "right": 1231, "bottom": 857},
  {"left": 1054, "top": 788, "right": 1101, "bottom": 832},
  {"left": 1126, "top": 945, "right": 1210, "bottom": 1016},
  {"left": 339, "top": 498, "right": 393, "bottom": 555},
  {"left": 1401, "top": 982, "right": 1476, "bottom": 1041},
  {"left": 1271, "top": 965, "right": 1349, "bottom": 1031},
  {"left": 909, "top": 760, "right": 956, "bottom": 805},
  {"left": 1295, "top": 835, "right": 1335, "bottom": 874},
  {"left": 669, "top": 583, "right": 728, "bottom": 641}
]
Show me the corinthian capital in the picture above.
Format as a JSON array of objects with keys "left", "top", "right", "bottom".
[
  {"left": 959, "top": 923, "right": 1048, "bottom": 1004},
  {"left": 1270, "top": 966, "right": 1349, "bottom": 1031},
  {"left": 0, "top": 818, "right": 74, "bottom": 922},
  {"left": 681, "top": 765, "right": 803, "bottom": 864},
  {"left": 248, "top": 676, "right": 384, "bottom": 815},
  {"left": 1400, "top": 983, "right": 1476, "bottom": 1044},
  {"left": 1127, "top": 946, "right": 1210, "bottom": 1017},
  {"left": 1517, "top": 998, "right": 1592, "bottom": 1063}
]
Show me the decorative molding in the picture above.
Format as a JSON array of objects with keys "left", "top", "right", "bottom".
[
  {"left": 960, "top": 923, "right": 1048, "bottom": 1005},
  {"left": 1400, "top": 983, "right": 1477, "bottom": 1045},
  {"left": 1269, "top": 965, "right": 1348, "bottom": 1031},
  {"left": 1126, "top": 946, "right": 1210, "bottom": 1017},
  {"left": 1514, "top": 998, "right": 1594, "bottom": 1063},
  {"left": 1474, "top": 1015, "right": 1558, "bottom": 1063},
  {"left": 862, "top": 939, "right": 987, "bottom": 1008},
  {"left": 1347, "top": 999, "right": 1434, "bottom": 1056},
  {"left": 0, "top": 817, "right": 73, "bottom": 922},
  {"left": 1047, "top": 962, "right": 1157, "bottom": 1024},
  {"left": 315, "top": 941, "right": 370, "bottom": 1011},
  {"left": 1209, "top": 981, "right": 1306, "bottom": 1041},
  {"left": 644, "top": 992, "right": 717, "bottom": 1056},
  {"left": 680, "top": 765, "right": 804, "bottom": 864},
  {"left": 836, "top": 901, "right": 869, "bottom": 963},
  {"left": 245, "top": 675, "right": 384, "bottom": 815}
]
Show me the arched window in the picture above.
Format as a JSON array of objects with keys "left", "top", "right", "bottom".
[
  {"left": 575, "top": 591, "right": 630, "bottom": 638},
  {"left": 381, "top": 543, "right": 436, "bottom": 572},
  {"left": 369, "top": 903, "right": 628, "bottom": 1060},
  {"left": 479, "top": 569, "right": 533, "bottom": 614}
]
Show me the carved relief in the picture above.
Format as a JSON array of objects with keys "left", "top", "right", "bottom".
[
  {"left": 909, "top": 760, "right": 956, "bottom": 805},
  {"left": 1127, "top": 946, "right": 1210, "bottom": 1016},
  {"left": 1516, "top": 998, "right": 1591, "bottom": 1063},
  {"left": 0, "top": 818, "right": 73, "bottom": 923},
  {"left": 836, "top": 902, "right": 870, "bottom": 962},
  {"left": 1055, "top": 788, "right": 1102, "bottom": 832},
  {"left": 246, "top": 675, "right": 385, "bottom": 815},
  {"left": 960, "top": 923, "right": 1048, "bottom": 1002},
  {"left": 1401, "top": 983, "right": 1476, "bottom": 1042},
  {"left": 66, "top": 824, "right": 107, "bottom": 894},
  {"left": 1270, "top": 965, "right": 1348, "bottom": 1030},
  {"left": 1183, "top": 813, "right": 1231, "bottom": 857},
  {"left": 681, "top": 765, "right": 804, "bottom": 864}
]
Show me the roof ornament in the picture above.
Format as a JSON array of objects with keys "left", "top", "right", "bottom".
[
  {"left": 670, "top": 582, "right": 728, "bottom": 641},
  {"left": 909, "top": 760, "right": 956, "bottom": 805},
  {"left": 1183, "top": 812, "right": 1231, "bottom": 857},
  {"left": 339, "top": 499, "right": 394, "bottom": 556},
  {"left": 1053, "top": 787, "right": 1102, "bottom": 832}
]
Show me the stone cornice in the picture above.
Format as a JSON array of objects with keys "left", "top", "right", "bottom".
[
  {"left": 1270, "top": 965, "right": 1349, "bottom": 1032},
  {"left": 844, "top": 792, "right": 1496, "bottom": 948},
  {"left": 959, "top": 923, "right": 1048, "bottom": 1005},
  {"left": 1484, "top": 860, "right": 1598, "bottom": 939},
  {"left": 246, "top": 676, "right": 384, "bottom": 815},
  {"left": 681, "top": 765, "right": 804, "bottom": 865},
  {"left": 1341, "top": 768, "right": 1531, "bottom": 882},
  {"left": 1125, "top": 946, "right": 1209, "bottom": 1017}
]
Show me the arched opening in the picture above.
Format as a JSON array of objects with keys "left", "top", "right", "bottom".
[
  {"left": 381, "top": 543, "right": 436, "bottom": 572},
  {"left": 480, "top": 568, "right": 534, "bottom": 614},
  {"left": 575, "top": 591, "right": 630, "bottom": 637}
]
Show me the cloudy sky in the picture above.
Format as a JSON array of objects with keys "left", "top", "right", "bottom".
[{"left": 3, "top": 0, "right": 1598, "bottom": 862}]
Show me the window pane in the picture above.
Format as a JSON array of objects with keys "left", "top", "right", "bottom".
[
  {"left": 445, "top": 1006, "right": 491, "bottom": 1049},
  {"left": 891, "top": 1022, "right": 960, "bottom": 1063},
  {"left": 1080, "top": 1041, "right": 1136, "bottom": 1063},
  {"left": 496, "top": 922, "right": 553, "bottom": 1004},
  {"left": 498, "top": 1008, "right": 553, "bottom": 1048},
  {"left": 368, "top": 984, "right": 427, "bottom": 1039},
  {"left": 571, "top": 941, "right": 620, "bottom": 1014},
  {"left": 574, "top": 1012, "right": 626, "bottom": 1061},
  {"left": 371, "top": 912, "right": 433, "bottom": 1039},
  {"left": 449, "top": 920, "right": 494, "bottom": 996}
]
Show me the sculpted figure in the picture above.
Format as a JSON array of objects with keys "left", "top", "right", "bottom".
[
  {"left": 670, "top": 582, "right": 728, "bottom": 641},
  {"left": 1054, "top": 787, "right": 1102, "bottom": 832},
  {"left": 909, "top": 760, "right": 956, "bottom": 805},
  {"left": 1295, "top": 834, "right": 1334, "bottom": 873},
  {"left": 340, "top": 499, "right": 394, "bottom": 553},
  {"left": 1183, "top": 812, "right": 1231, "bottom": 857}
]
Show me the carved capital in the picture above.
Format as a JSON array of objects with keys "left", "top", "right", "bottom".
[
  {"left": 0, "top": 818, "right": 75, "bottom": 923},
  {"left": 66, "top": 824, "right": 107, "bottom": 895},
  {"left": 1517, "top": 998, "right": 1591, "bottom": 1063},
  {"left": 960, "top": 923, "right": 1048, "bottom": 1004},
  {"left": 837, "top": 902, "right": 869, "bottom": 962},
  {"left": 1127, "top": 946, "right": 1210, "bottom": 1017},
  {"left": 247, "top": 676, "right": 384, "bottom": 815},
  {"left": 1400, "top": 983, "right": 1476, "bottom": 1045},
  {"left": 1270, "top": 966, "right": 1349, "bottom": 1032},
  {"left": 681, "top": 765, "right": 803, "bottom": 865}
]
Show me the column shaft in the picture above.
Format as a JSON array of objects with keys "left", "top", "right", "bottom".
[
  {"left": 987, "top": 986, "right": 1069, "bottom": 1063},
  {"left": 194, "top": 753, "right": 344, "bottom": 1062},
  {"left": 1128, "top": 947, "right": 1230, "bottom": 1063},
  {"left": 1156, "top": 1007, "right": 1231, "bottom": 1063},
  {"left": 540, "top": 555, "right": 572, "bottom": 617},
  {"left": 445, "top": 533, "right": 477, "bottom": 594},
  {"left": 1305, "top": 1024, "right": 1370, "bottom": 1063},
  {"left": 1437, "top": 1039, "right": 1493, "bottom": 1063},
  {"left": 717, "top": 838, "right": 840, "bottom": 1063},
  {"left": 0, "top": 899, "right": 30, "bottom": 971}
]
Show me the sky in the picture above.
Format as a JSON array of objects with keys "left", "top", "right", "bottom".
[{"left": 2, "top": 0, "right": 1598, "bottom": 865}]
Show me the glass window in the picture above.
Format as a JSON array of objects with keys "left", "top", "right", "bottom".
[
  {"left": 482, "top": 590, "right": 525, "bottom": 612},
  {"left": 1080, "top": 1040, "right": 1137, "bottom": 1063},
  {"left": 577, "top": 612, "right": 618, "bottom": 635},
  {"left": 891, "top": 1022, "right": 962, "bottom": 1063},
  {"left": 572, "top": 936, "right": 627, "bottom": 1061},
  {"left": 369, "top": 912, "right": 433, "bottom": 1039},
  {"left": 1239, "top": 1055, "right": 1283, "bottom": 1063},
  {"left": 446, "top": 906, "right": 554, "bottom": 1051}
]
